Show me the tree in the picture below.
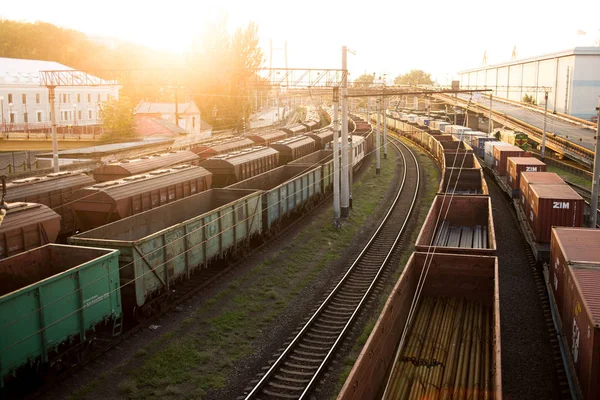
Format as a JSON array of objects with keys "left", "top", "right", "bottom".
[
  {"left": 99, "top": 97, "right": 136, "bottom": 143},
  {"left": 353, "top": 73, "right": 375, "bottom": 88},
  {"left": 522, "top": 94, "right": 537, "bottom": 105},
  {"left": 394, "top": 70, "right": 433, "bottom": 86}
]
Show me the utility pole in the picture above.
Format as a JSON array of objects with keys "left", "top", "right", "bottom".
[
  {"left": 332, "top": 89, "right": 341, "bottom": 227},
  {"left": 590, "top": 97, "right": 600, "bottom": 228},
  {"left": 541, "top": 91, "right": 549, "bottom": 161},
  {"left": 454, "top": 94, "right": 458, "bottom": 125},
  {"left": 488, "top": 94, "right": 493, "bottom": 134},
  {"left": 174, "top": 87, "right": 179, "bottom": 128},
  {"left": 49, "top": 87, "right": 59, "bottom": 172},
  {"left": 340, "top": 46, "right": 350, "bottom": 218},
  {"left": 376, "top": 97, "right": 381, "bottom": 175},
  {"left": 383, "top": 94, "right": 388, "bottom": 159}
]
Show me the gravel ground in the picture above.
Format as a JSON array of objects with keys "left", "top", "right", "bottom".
[
  {"left": 486, "top": 174, "right": 564, "bottom": 400},
  {"left": 32, "top": 147, "right": 403, "bottom": 400}
]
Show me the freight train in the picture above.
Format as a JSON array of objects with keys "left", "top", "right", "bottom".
[
  {"left": 0, "top": 115, "right": 372, "bottom": 389},
  {"left": 339, "top": 111, "right": 587, "bottom": 400},
  {"left": 339, "top": 113, "right": 501, "bottom": 399}
]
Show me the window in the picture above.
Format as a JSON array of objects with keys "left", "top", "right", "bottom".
[
  {"left": 37, "top": 111, "right": 42, "bottom": 122},
  {"left": 88, "top": 94, "right": 91, "bottom": 102},
  {"left": 88, "top": 110, "right": 93, "bottom": 119},
  {"left": 22, "top": 94, "right": 26, "bottom": 104},
  {"left": 7, "top": 94, "right": 12, "bottom": 103},
  {"left": 78, "top": 110, "right": 82, "bottom": 120},
  {"left": 77, "top": 94, "right": 81, "bottom": 103},
  {"left": 9, "top": 113, "right": 15, "bottom": 123},
  {"left": 23, "top": 112, "right": 28, "bottom": 123},
  {"left": 36, "top": 93, "right": 40, "bottom": 104}
]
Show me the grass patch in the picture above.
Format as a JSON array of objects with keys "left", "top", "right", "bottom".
[
  {"left": 329, "top": 137, "right": 441, "bottom": 398},
  {"left": 547, "top": 165, "right": 591, "bottom": 189},
  {"left": 118, "top": 145, "right": 401, "bottom": 399}
]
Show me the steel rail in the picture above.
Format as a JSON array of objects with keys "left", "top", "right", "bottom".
[{"left": 244, "top": 136, "right": 420, "bottom": 399}]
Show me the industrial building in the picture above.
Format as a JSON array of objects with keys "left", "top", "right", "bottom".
[
  {"left": 458, "top": 47, "right": 600, "bottom": 120},
  {"left": 0, "top": 57, "right": 119, "bottom": 132}
]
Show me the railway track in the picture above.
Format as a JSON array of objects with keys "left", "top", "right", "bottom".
[
  {"left": 242, "top": 136, "right": 421, "bottom": 400},
  {"left": 19, "top": 159, "right": 372, "bottom": 400}
]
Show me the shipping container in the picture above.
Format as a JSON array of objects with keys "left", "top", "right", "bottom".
[
  {"left": 72, "top": 165, "right": 213, "bottom": 231},
  {"left": 429, "top": 120, "right": 450, "bottom": 133},
  {"left": 6, "top": 172, "right": 95, "bottom": 235},
  {"left": 528, "top": 184, "right": 584, "bottom": 243},
  {"left": 190, "top": 138, "right": 255, "bottom": 160},
  {"left": 0, "top": 244, "right": 121, "bottom": 387},
  {"left": 550, "top": 228, "right": 600, "bottom": 399},
  {"left": 69, "top": 189, "right": 262, "bottom": 312},
  {"left": 92, "top": 150, "right": 200, "bottom": 182},
  {"left": 269, "top": 135, "right": 316, "bottom": 165},
  {"left": 338, "top": 252, "right": 501, "bottom": 400},
  {"left": 550, "top": 228, "right": 600, "bottom": 337},
  {"left": 483, "top": 141, "right": 511, "bottom": 167},
  {"left": 492, "top": 145, "right": 524, "bottom": 175},
  {"left": 473, "top": 136, "right": 497, "bottom": 159},
  {"left": 416, "top": 195, "right": 495, "bottom": 255},
  {"left": 519, "top": 172, "right": 566, "bottom": 216},
  {"left": 228, "top": 165, "right": 322, "bottom": 229},
  {"left": 0, "top": 203, "right": 61, "bottom": 259},
  {"left": 507, "top": 157, "right": 547, "bottom": 191},
  {"left": 200, "top": 147, "right": 280, "bottom": 187}
]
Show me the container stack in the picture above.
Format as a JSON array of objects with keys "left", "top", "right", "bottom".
[{"left": 384, "top": 296, "right": 493, "bottom": 400}]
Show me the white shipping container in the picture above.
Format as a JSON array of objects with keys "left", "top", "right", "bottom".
[{"left": 484, "top": 141, "right": 511, "bottom": 168}]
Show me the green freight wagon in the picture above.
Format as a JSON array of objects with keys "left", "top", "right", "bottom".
[
  {"left": 69, "top": 189, "right": 262, "bottom": 315},
  {"left": 289, "top": 150, "right": 334, "bottom": 192},
  {"left": 228, "top": 165, "right": 323, "bottom": 230},
  {"left": 0, "top": 244, "right": 121, "bottom": 387}
]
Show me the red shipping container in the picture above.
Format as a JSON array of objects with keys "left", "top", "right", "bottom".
[
  {"left": 519, "top": 172, "right": 565, "bottom": 217},
  {"left": 550, "top": 228, "right": 600, "bottom": 338},
  {"left": 528, "top": 184, "right": 584, "bottom": 243},
  {"left": 562, "top": 264, "right": 600, "bottom": 400},
  {"left": 493, "top": 145, "right": 523, "bottom": 176},
  {"left": 506, "top": 157, "right": 547, "bottom": 190}
]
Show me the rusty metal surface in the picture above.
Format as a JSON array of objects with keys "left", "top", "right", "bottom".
[
  {"left": 72, "top": 165, "right": 212, "bottom": 231},
  {"left": 248, "top": 130, "right": 288, "bottom": 145},
  {"left": 337, "top": 252, "right": 500, "bottom": 400},
  {"left": 0, "top": 202, "right": 61, "bottom": 258},
  {"left": 507, "top": 157, "right": 547, "bottom": 190},
  {"left": 519, "top": 172, "right": 565, "bottom": 216},
  {"left": 529, "top": 184, "right": 584, "bottom": 243},
  {"left": 190, "top": 138, "right": 254, "bottom": 160},
  {"left": 92, "top": 150, "right": 200, "bottom": 182},
  {"left": 492, "top": 145, "right": 524, "bottom": 176},
  {"left": 562, "top": 264, "right": 600, "bottom": 399},
  {"left": 415, "top": 195, "right": 496, "bottom": 255},
  {"left": 270, "top": 136, "right": 316, "bottom": 164}
]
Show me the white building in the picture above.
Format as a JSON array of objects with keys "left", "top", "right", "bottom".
[
  {"left": 458, "top": 47, "right": 600, "bottom": 120},
  {"left": 0, "top": 57, "right": 119, "bottom": 131},
  {"left": 134, "top": 101, "right": 206, "bottom": 135}
]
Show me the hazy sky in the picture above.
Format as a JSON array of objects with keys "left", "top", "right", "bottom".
[{"left": 2, "top": 0, "right": 600, "bottom": 84}]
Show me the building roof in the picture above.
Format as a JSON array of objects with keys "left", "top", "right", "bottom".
[
  {"left": 135, "top": 115, "right": 187, "bottom": 136},
  {"left": 134, "top": 101, "right": 199, "bottom": 115},
  {"left": 0, "top": 57, "right": 113, "bottom": 86},
  {"left": 459, "top": 47, "right": 600, "bottom": 74}
]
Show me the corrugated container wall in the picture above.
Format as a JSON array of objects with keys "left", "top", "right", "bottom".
[
  {"left": 493, "top": 145, "right": 524, "bottom": 175},
  {"left": 519, "top": 172, "right": 566, "bottom": 216},
  {"left": 528, "top": 184, "right": 584, "bottom": 242},
  {"left": 507, "top": 157, "right": 547, "bottom": 190}
]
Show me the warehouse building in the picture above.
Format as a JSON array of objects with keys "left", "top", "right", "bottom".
[
  {"left": 458, "top": 47, "right": 600, "bottom": 120},
  {"left": 0, "top": 57, "right": 119, "bottom": 132}
]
